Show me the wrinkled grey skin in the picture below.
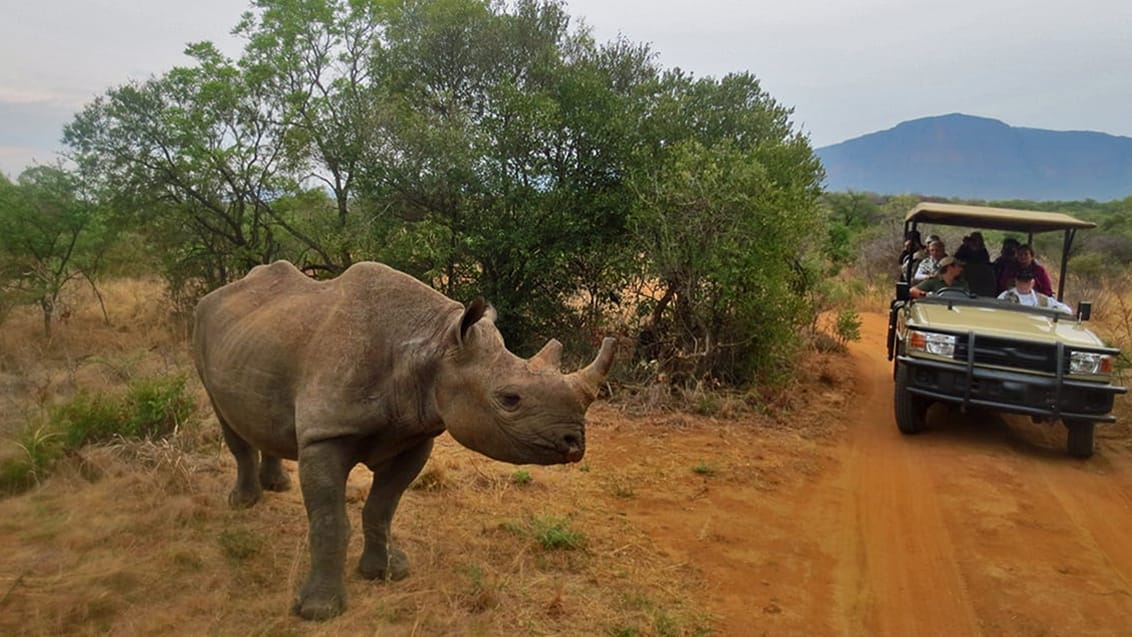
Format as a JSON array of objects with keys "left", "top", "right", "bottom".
[{"left": 191, "top": 261, "right": 614, "bottom": 620}]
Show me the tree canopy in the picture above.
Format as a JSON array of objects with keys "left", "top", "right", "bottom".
[{"left": 54, "top": 0, "right": 826, "bottom": 386}]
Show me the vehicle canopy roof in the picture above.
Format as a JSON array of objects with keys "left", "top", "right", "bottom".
[{"left": 906, "top": 202, "right": 1096, "bottom": 234}]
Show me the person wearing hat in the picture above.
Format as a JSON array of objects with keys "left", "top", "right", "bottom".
[
  {"left": 910, "top": 255, "right": 968, "bottom": 298},
  {"left": 997, "top": 269, "right": 1072, "bottom": 313}
]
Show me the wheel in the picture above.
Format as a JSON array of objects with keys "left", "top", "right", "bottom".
[
  {"left": 1065, "top": 419, "right": 1095, "bottom": 458},
  {"left": 894, "top": 362, "right": 928, "bottom": 434}
]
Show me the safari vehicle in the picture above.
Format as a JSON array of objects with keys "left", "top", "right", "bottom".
[{"left": 887, "top": 202, "right": 1126, "bottom": 457}]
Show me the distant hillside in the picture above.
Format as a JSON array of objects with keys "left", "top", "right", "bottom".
[{"left": 816, "top": 114, "right": 1132, "bottom": 201}]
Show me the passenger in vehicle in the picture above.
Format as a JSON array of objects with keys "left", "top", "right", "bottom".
[
  {"left": 899, "top": 230, "right": 924, "bottom": 280},
  {"left": 910, "top": 256, "right": 968, "bottom": 298},
  {"left": 912, "top": 239, "right": 946, "bottom": 283},
  {"left": 959, "top": 248, "right": 996, "bottom": 298},
  {"left": 955, "top": 232, "right": 990, "bottom": 264},
  {"left": 1014, "top": 244, "right": 1054, "bottom": 296},
  {"left": 992, "top": 238, "right": 1021, "bottom": 292},
  {"left": 997, "top": 269, "right": 1071, "bottom": 313}
]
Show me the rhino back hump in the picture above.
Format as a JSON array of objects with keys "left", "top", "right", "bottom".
[{"left": 193, "top": 261, "right": 459, "bottom": 448}]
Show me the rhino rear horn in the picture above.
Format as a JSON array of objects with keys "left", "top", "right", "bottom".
[
  {"left": 568, "top": 337, "right": 617, "bottom": 403},
  {"left": 529, "top": 338, "right": 563, "bottom": 372}
]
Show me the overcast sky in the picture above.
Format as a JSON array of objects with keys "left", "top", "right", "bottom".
[{"left": 3, "top": 0, "right": 1131, "bottom": 178}]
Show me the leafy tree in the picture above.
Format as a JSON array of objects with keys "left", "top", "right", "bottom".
[
  {"left": 0, "top": 166, "right": 111, "bottom": 337},
  {"left": 623, "top": 70, "right": 825, "bottom": 385},
  {"left": 64, "top": 41, "right": 334, "bottom": 305},
  {"left": 236, "top": 0, "right": 388, "bottom": 269},
  {"left": 629, "top": 137, "right": 823, "bottom": 385},
  {"left": 821, "top": 191, "right": 883, "bottom": 266},
  {"left": 59, "top": 0, "right": 828, "bottom": 388},
  {"left": 359, "top": 0, "right": 652, "bottom": 349}
]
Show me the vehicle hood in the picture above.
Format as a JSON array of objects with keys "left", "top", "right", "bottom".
[{"left": 908, "top": 301, "right": 1108, "bottom": 349}]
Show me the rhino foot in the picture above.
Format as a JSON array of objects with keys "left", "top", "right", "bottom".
[
  {"left": 359, "top": 546, "right": 409, "bottom": 581},
  {"left": 292, "top": 591, "right": 345, "bottom": 621},
  {"left": 259, "top": 468, "right": 291, "bottom": 492},
  {"left": 227, "top": 487, "right": 262, "bottom": 509}
]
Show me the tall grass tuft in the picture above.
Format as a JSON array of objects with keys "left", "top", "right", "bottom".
[
  {"left": 0, "top": 372, "right": 196, "bottom": 495},
  {"left": 0, "top": 426, "right": 65, "bottom": 493}
]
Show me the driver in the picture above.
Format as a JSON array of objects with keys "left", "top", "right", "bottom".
[{"left": 909, "top": 256, "right": 968, "bottom": 298}]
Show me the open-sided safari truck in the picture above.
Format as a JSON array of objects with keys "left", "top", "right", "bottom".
[{"left": 887, "top": 202, "right": 1126, "bottom": 457}]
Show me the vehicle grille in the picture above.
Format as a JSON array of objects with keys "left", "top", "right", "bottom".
[{"left": 953, "top": 336, "right": 1060, "bottom": 374}]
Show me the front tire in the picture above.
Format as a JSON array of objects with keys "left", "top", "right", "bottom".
[
  {"left": 1065, "top": 419, "right": 1095, "bottom": 458},
  {"left": 894, "top": 362, "right": 928, "bottom": 434}
]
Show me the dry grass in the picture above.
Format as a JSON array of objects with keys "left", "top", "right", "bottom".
[
  {"left": 0, "top": 277, "right": 189, "bottom": 439},
  {"left": 0, "top": 408, "right": 843, "bottom": 636},
  {"left": 1072, "top": 271, "right": 1132, "bottom": 445},
  {"left": 0, "top": 277, "right": 854, "bottom": 636}
]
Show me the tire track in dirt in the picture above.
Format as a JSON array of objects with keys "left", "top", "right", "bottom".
[
  {"left": 813, "top": 314, "right": 981, "bottom": 637},
  {"left": 621, "top": 312, "right": 1132, "bottom": 635},
  {"left": 821, "top": 312, "right": 1132, "bottom": 636}
]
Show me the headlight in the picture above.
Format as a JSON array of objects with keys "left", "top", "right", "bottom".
[
  {"left": 908, "top": 330, "right": 957, "bottom": 358},
  {"left": 1068, "top": 351, "right": 1113, "bottom": 375}
]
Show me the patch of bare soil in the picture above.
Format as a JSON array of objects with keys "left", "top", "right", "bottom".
[{"left": 3, "top": 302, "right": 1132, "bottom": 635}]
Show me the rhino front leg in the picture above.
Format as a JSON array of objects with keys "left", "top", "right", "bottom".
[
  {"left": 358, "top": 438, "right": 434, "bottom": 581},
  {"left": 293, "top": 440, "right": 352, "bottom": 621}
]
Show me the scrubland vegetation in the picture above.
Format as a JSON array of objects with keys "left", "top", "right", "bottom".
[
  {"left": 2, "top": 0, "right": 1131, "bottom": 633},
  {"left": 0, "top": 275, "right": 854, "bottom": 635}
]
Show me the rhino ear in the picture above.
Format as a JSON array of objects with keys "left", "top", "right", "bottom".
[{"left": 457, "top": 297, "right": 490, "bottom": 345}]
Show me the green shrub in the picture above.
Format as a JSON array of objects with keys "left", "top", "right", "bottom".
[
  {"left": 51, "top": 374, "right": 193, "bottom": 448},
  {"left": 0, "top": 457, "right": 39, "bottom": 495},
  {"left": 125, "top": 374, "right": 194, "bottom": 439},
  {"left": 54, "top": 392, "right": 129, "bottom": 448},
  {"left": 834, "top": 308, "right": 862, "bottom": 344},
  {"left": 0, "top": 373, "right": 196, "bottom": 495}
]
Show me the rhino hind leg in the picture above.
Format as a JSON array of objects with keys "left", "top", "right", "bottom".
[
  {"left": 258, "top": 454, "right": 292, "bottom": 492},
  {"left": 219, "top": 420, "right": 263, "bottom": 508},
  {"left": 358, "top": 439, "right": 434, "bottom": 581}
]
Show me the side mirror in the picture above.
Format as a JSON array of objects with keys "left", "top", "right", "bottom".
[
  {"left": 895, "top": 281, "right": 910, "bottom": 301},
  {"left": 1077, "top": 301, "right": 1092, "bottom": 322}
]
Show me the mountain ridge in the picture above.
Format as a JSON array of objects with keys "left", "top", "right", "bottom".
[{"left": 815, "top": 114, "right": 1132, "bottom": 201}]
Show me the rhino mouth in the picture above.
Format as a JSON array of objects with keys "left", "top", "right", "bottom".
[
  {"left": 563, "top": 441, "right": 584, "bottom": 463},
  {"left": 556, "top": 431, "right": 585, "bottom": 464}
]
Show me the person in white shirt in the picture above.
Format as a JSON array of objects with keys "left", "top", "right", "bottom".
[
  {"left": 997, "top": 269, "right": 1072, "bottom": 314},
  {"left": 913, "top": 240, "right": 946, "bottom": 282}
]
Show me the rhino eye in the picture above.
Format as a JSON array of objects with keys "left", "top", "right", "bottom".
[{"left": 498, "top": 392, "right": 521, "bottom": 411}]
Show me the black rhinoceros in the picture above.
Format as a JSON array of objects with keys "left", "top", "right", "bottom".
[{"left": 191, "top": 260, "right": 615, "bottom": 620}]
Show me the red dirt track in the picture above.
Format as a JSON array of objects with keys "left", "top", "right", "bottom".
[{"left": 627, "top": 312, "right": 1132, "bottom": 635}]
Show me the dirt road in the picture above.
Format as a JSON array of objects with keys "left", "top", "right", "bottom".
[{"left": 626, "top": 312, "right": 1132, "bottom": 636}]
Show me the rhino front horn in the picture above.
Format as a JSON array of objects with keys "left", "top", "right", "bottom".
[{"left": 568, "top": 337, "right": 616, "bottom": 403}]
